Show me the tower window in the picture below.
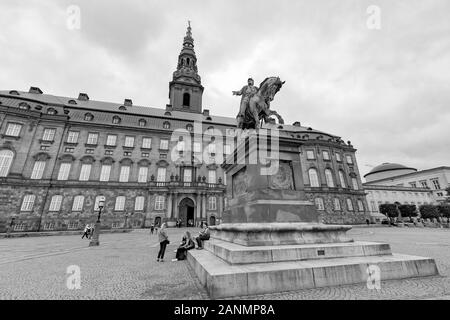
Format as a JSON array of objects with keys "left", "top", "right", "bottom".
[{"left": 183, "top": 93, "right": 190, "bottom": 107}]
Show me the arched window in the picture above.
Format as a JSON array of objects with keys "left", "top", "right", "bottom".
[
  {"left": 183, "top": 93, "right": 190, "bottom": 107},
  {"left": 47, "top": 108, "right": 57, "bottom": 115},
  {"left": 315, "top": 198, "right": 325, "bottom": 211},
  {"left": 338, "top": 170, "right": 346, "bottom": 188},
  {"left": 18, "top": 102, "right": 30, "bottom": 110},
  {"left": 84, "top": 113, "right": 94, "bottom": 121},
  {"left": 324, "top": 169, "right": 334, "bottom": 188},
  {"left": 346, "top": 199, "right": 354, "bottom": 211},
  {"left": 49, "top": 195, "right": 63, "bottom": 212},
  {"left": 0, "top": 150, "right": 14, "bottom": 177},
  {"left": 163, "top": 121, "right": 171, "bottom": 129},
  {"left": 135, "top": 196, "right": 145, "bottom": 211},
  {"left": 139, "top": 119, "right": 147, "bottom": 127},
  {"left": 334, "top": 198, "right": 341, "bottom": 211},
  {"left": 115, "top": 196, "right": 126, "bottom": 211},
  {"left": 308, "top": 168, "right": 320, "bottom": 187},
  {"left": 112, "top": 116, "right": 121, "bottom": 124},
  {"left": 187, "top": 58, "right": 190, "bottom": 66},
  {"left": 72, "top": 195, "right": 85, "bottom": 212}
]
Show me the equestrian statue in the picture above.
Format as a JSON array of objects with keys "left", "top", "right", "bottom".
[{"left": 233, "top": 76, "right": 285, "bottom": 129}]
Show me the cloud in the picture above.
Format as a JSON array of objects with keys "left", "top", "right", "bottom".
[{"left": 0, "top": 0, "right": 449, "bottom": 178}]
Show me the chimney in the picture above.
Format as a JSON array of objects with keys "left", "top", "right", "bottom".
[
  {"left": 292, "top": 121, "right": 301, "bottom": 127},
  {"left": 29, "top": 87, "right": 43, "bottom": 94},
  {"left": 124, "top": 99, "right": 133, "bottom": 107},
  {"left": 166, "top": 104, "right": 173, "bottom": 111},
  {"left": 78, "top": 93, "right": 89, "bottom": 101},
  {"left": 203, "top": 109, "right": 210, "bottom": 117}
]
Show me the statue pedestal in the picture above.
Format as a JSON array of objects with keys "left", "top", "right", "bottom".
[{"left": 188, "top": 131, "right": 439, "bottom": 298}]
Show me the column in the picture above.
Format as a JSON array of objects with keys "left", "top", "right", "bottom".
[
  {"left": 202, "top": 193, "right": 207, "bottom": 221},
  {"left": 167, "top": 193, "right": 173, "bottom": 219},
  {"left": 196, "top": 193, "right": 201, "bottom": 220},
  {"left": 173, "top": 193, "right": 179, "bottom": 219},
  {"left": 218, "top": 194, "right": 224, "bottom": 220}
]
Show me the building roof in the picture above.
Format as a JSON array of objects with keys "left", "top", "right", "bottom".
[
  {"left": 363, "top": 166, "right": 450, "bottom": 184},
  {"left": 0, "top": 89, "right": 338, "bottom": 138},
  {"left": 364, "top": 163, "right": 417, "bottom": 178}
]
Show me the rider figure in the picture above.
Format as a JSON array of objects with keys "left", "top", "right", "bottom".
[{"left": 233, "top": 78, "right": 258, "bottom": 128}]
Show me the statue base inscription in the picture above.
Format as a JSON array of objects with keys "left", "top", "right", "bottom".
[{"left": 188, "top": 131, "right": 439, "bottom": 298}]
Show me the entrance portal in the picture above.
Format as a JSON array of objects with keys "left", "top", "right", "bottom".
[{"left": 179, "top": 198, "right": 195, "bottom": 227}]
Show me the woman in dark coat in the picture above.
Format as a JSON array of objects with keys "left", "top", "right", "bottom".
[{"left": 174, "top": 231, "right": 195, "bottom": 261}]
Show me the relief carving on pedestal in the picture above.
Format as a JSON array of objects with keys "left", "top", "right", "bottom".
[
  {"left": 232, "top": 167, "right": 248, "bottom": 198},
  {"left": 270, "top": 161, "right": 294, "bottom": 190}
]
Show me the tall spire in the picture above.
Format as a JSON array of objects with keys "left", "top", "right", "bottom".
[{"left": 168, "top": 21, "right": 204, "bottom": 113}]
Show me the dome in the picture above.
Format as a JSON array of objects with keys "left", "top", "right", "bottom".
[{"left": 364, "top": 163, "right": 417, "bottom": 182}]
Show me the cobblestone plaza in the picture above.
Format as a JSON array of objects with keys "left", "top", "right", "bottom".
[{"left": 0, "top": 227, "right": 449, "bottom": 300}]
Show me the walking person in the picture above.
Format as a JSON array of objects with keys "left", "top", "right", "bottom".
[
  {"left": 81, "top": 224, "right": 90, "bottom": 239},
  {"left": 150, "top": 223, "right": 155, "bottom": 235},
  {"left": 157, "top": 223, "right": 169, "bottom": 262}
]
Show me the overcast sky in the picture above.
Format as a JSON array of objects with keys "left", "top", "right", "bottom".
[{"left": 1, "top": 0, "right": 449, "bottom": 178}]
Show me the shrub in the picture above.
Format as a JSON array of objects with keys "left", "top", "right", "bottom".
[
  {"left": 398, "top": 204, "right": 418, "bottom": 218},
  {"left": 379, "top": 204, "right": 399, "bottom": 218},
  {"left": 419, "top": 205, "right": 440, "bottom": 219},
  {"left": 437, "top": 205, "right": 450, "bottom": 218}
]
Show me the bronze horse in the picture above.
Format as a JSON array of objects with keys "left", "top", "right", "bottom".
[{"left": 240, "top": 76, "right": 285, "bottom": 130}]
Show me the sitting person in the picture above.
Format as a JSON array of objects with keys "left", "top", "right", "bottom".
[
  {"left": 195, "top": 222, "right": 210, "bottom": 250},
  {"left": 173, "top": 231, "right": 195, "bottom": 261}
]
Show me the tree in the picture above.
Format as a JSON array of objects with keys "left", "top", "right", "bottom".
[
  {"left": 437, "top": 205, "right": 450, "bottom": 218},
  {"left": 379, "top": 204, "right": 399, "bottom": 218},
  {"left": 398, "top": 204, "right": 418, "bottom": 218},
  {"left": 419, "top": 205, "right": 440, "bottom": 219}
]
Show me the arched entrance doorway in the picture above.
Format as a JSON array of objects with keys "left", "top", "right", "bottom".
[
  {"left": 154, "top": 217, "right": 161, "bottom": 227},
  {"left": 179, "top": 197, "right": 195, "bottom": 227},
  {"left": 209, "top": 216, "right": 216, "bottom": 226}
]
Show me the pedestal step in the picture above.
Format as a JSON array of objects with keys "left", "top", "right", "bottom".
[
  {"left": 188, "top": 248, "right": 439, "bottom": 299},
  {"left": 204, "top": 239, "right": 392, "bottom": 265}
]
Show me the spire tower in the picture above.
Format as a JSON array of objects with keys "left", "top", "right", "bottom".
[{"left": 168, "top": 21, "right": 204, "bottom": 113}]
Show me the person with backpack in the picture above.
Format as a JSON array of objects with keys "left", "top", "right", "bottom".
[{"left": 157, "top": 223, "right": 169, "bottom": 262}]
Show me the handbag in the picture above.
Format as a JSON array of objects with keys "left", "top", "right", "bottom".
[{"left": 164, "top": 239, "right": 170, "bottom": 245}]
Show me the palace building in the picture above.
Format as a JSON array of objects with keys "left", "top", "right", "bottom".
[{"left": 0, "top": 24, "right": 369, "bottom": 232}]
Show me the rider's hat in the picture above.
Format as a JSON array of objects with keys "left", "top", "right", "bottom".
[{"left": 248, "top": 77, "right": 254, "bottom": 82}]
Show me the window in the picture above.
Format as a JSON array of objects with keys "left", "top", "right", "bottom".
[
  {"left": 112, "top": 116, "right": 121, "bottom": 124},
  {"left": 357, "top": 200, "right": 364, "bottom": 212},
  {"left": 335, "top": 153, "right": 342, "bottom": 162},
  {"left": 431, "top": 179, "right": 441, "bottom": 190},
  {"left": 157, "top": 167, "right": 166, "bottom": 182},
  {"left": 334, "top": 198, "right": 341, "bottom": 211},
  {"left": 184, "top": 168, "right": 192, "bottom": 184},
  {"left": 223, "top": 174, "right": 227, "bottom": 185},
  {"left": 371, "top": 201, "right": 378, "bottom": 212},
  {"left": 324, "top": 169, "right": 334, "bottom": 188},
  {"left": 87, "top": 133, "right": 98, "bottom": 145},
  {"left": 315, "top": 198, "right": 325, "bottom": 211},
  {"left": 0, "top": 150, "right": 14, "bottom": 177},
  {"left": 31, "top": 160, "right": 46, "bottom": 179},
  {"left": 138, "top": 167, "right": 148, "bottom": 183},
  {"left": 186, "top": 124, "right": 193, "bottom": 132},
  {"left": 142, "top": 138, "right": 152, "bottom": 149},
  {"left": 40, "top": 146, "right": 50, "bottom": 151},
  {"left": 21, "top": 195, "right": 36, "bottom": 211},
  {"left": 57, "top": 163, "right": 71, "bottom": 180},
  {"left": 346, "top": 155, "right": 353, "bottom": 164},
  {"left": 119, "top": 166, "right": 130, "bottom": 182},
  {"left": 209, "top": 196, "right": 217, "bottom": 210},
  {"left": 177, "top": 141, "right": 185, "bottom": 152},
  {"left": 208, "top": 170, "right": 216, "bottom": 184},
  {"left": 306, "top": 150, "right": 315, "bottom": 160},
  {"left": 163, "top": 122, "right": 171, "bottom": 129},
  {"left": 351, "top": 177, "right": 359, "bottom": 190},
  {"left": 183, "top": 93, "right": 190, "bottom": 106},
  {"left": 72, "top": 196, "right": 84, "bottom": 211},
  {"left": 420, "top": 181, "right": 429, "bottom": 188},
  {"left": 437, "top": 192, "right": 444, "bottom": 197},
  {"left": 115, "top": 196, "right": 126, "bottom": 211},
  {"left": 155, "top": 196, "right": 165, "bottom": 210},
  {"left": 142, "top": 152, "right": 149, "bottom": 157},
  {"left": 14, "top": 223, "right": 27, "bottom": 231},
  {"left": 193, "top": 142, "right": 201, "bottom": 153},
  {"left": 322, "top": 151, "right": 330, "bottom": 160},
  {"left": 67, "top": 131, "right": 79, "bottom": 143},
  {"left": 79, "top": 164, "right": 92, "bottom": 181},
  {"left": 224, "top": 144, "right": 231, "bottom": 155},
  {"left": 42, "top": 129, "right": 56, "bottom": 141},
  {"left": 123, "top": 151, "right": 132, "bottom": 157},
  {"left": 138, "top": 119, "right": 147, "bottom": 127},
  {"left": 49, "top": 195, "right": 63, "bottom": 212},
  {"left": 44, "top": 222, "right": 55, "bottom": 230},
  {"left": 5, "top": 123, "right": 22, "bottom": 137},
  {"left": 135, "top": 196, "right": 145, "bottom": 211},
  {"left": 84, "top": 113, "right": 94, "bottom": 121},
  {"left": 338, "top": 170, "right": 346, "bottom": 188},
  {"left": 346, "top": 199, "right": 354, "bottom": 211},
  {"left": 106, "top": 135, "right": 117, "bottom": 146},
  {"left": 19, "top": 102, "right": 30, "bottom": 110},
  {"left": 208, "top": 143, "right": 216, "bottom": 155},
  {"left": 67, "top": 222, "right": 79, "bottom": 230},
  {"left": 46, "top": 108, "right": 57, "bottom": 115},
  {"left": 308, "top": 168, "right": 320, "bottom": 187},
  {"left": 86, "top": 149, "right": 94, "bottom": 154},
  {"left": 409, "top": 182, "right": 417, "bottom": 188},
  {"left": 124, "top": 136, "right": 135, "bottom": 147},
  {"left": 160, "top": 139, "right": 169, "bottom": 150}
]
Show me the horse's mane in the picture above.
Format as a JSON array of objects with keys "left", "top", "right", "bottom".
[{"left": 258, "top": 77, "right": 280, "bottom": 96}]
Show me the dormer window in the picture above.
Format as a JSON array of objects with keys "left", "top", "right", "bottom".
[
  {"left": 84, "top": 113, "right": 94, "bottom": 121},
  {"left": 112, "top": 116, "right": 121, "bottom": 124},
  {"left": 119, "top": 106, "right": 127, "bottom": 111},
  {"left": 163, "top": 121, "right": 171, "bottom": 129},
  {"left": 9, "top": 90, "right": 19, "bottom": 95},
  {"left": 139, "top": 119, "right": 147, "bottom": 127},
  {"left": 68, "top": 99, "right": 77, "bottom": 105},
  {"left": 18, "top": 102, "right": 30, "bottom": 110},
  {"left": 164, "top": 111, "right": 172, "bottom": 116},
  {"left": 47, "top": 108, "right": 57, "bottom": 115}
]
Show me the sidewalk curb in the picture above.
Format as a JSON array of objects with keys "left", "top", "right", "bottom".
[{"left": 1, "top": 229, "right": 134, "bottom": 239}]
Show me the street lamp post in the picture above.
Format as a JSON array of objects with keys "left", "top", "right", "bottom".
[{"left": 89, "top": 197, "right": 105, "bottom": 247}]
